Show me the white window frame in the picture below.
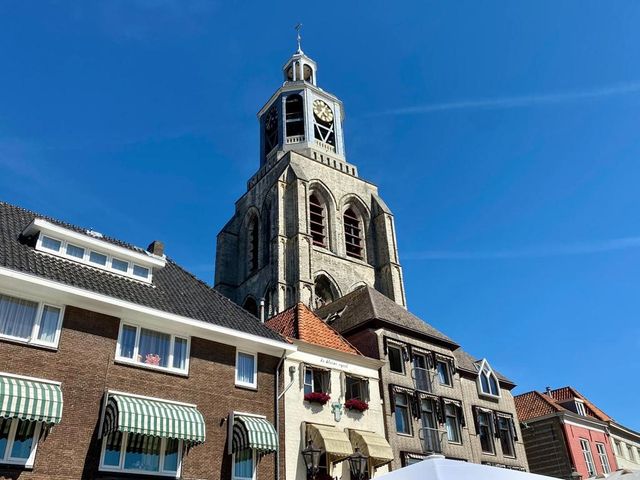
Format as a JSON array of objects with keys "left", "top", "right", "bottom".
[
  {"left": 235, "top": 350, "right": 258, "bottom": 389},
  {"left": 436, "top": 359, "right": 453, "bottom": 387},
  {"left": 115, "top": 322, "right": 190, "bottom": 375},
  {"left": 476, "top": 359, "right": 501, "bottom": 399},
  {"left": 231, "top": 449, "right": 257, "bottom": 480},
  {"left": 444, "top": 403, "right": 462, "bottom": 445},
  {"left": 575, "top": 400, "right": 587, "bottom": 416},
  {"left": 387, "top": 344, "right": 405, "bottom": 374},
  {"left": 98, "top": 431, "right": 182, "bottom": 477},
  {"left": 0, "top": 419, "right": 42, "bottom": 467},
  {"left": 580, "top": 439, "right": 597, "bottom": 477},
  {"left": 36, "top": 234, "right": 153, "bottom": 283},
  {"left": 596, "top": 442, "right": 611, "bottom": 474},
  {"left": 0, "top": 290, "right": 64, "bottom": 349}
]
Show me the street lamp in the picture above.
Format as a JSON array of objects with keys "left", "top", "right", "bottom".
[
  {"left": 348, "top": 447, "right": 369, "bottom": 480},
  {"left": 301, "top": 440, "right": 322, "bottom": 480}
]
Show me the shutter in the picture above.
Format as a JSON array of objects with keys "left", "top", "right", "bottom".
[
  {"left": 389, "top": 385, "right": 396, "bottom": 411},
  {"left": 436, "top": 398, "right": 444, "bottom": 424},
  {"left": 506, "top": 415, "right": 518, "bottom": 441},
  {"left": 363, "top": 378, "right": 370, "bottom": 402},
  {"left": 299, "top": 363, "right": 306, "bottom": 389},
  {"left": 324, "top": 371, "right": 332, "bottom": 394},
  {"left": 383, "top": 337, "right": 389, "bottom": 355},
  {"left": 411, "top": 392, "right": 421, "bottom": 419},
  {"left": 426, "top": 351, "right": 434, "bottom": 370},
  {"left": 457, "top": 403, "right": 466, "bottom": 428},
  {"left": 493, "top": 412, "right": 501, "bottom": 439},
  {"left": 472, "top": 406, "right": 480, "bottom": 435}
]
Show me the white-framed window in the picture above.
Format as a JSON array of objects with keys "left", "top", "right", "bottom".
[
  {"left": 0, "top": 291, "right": 64, "bottom": 348},
  {"left": 436, "top": 359, "right": 452, "bottom": 386},
  {"left": 476, "top": 359, "right": 500, "bottom": 398},
  {"left": 575, "top": 400, "right": 586, "bottom": 416},
  {"left": 303, "top": 366, "right": 330, "bottom": 396},
  {"left": 235, "top": 351, "right": 257, "bottom": 388},
  {"left": 0, "top": 418, "right": 42, "bottom": 467},
  {"left": 36, "top": 234, "right": 153, "bottom": 282},
  {"left": 580, "top": 439, "right": 596, "bottom": 477},
  {"left": 232, "top": 449, "right": 256, "bottom": 480},
  {"left": 116, "top": 322, "right": 190, "bottom": 375},
  {"left": 394, "top": 392, "right": 412, "bottom": 435},
  {"left": 596, "top": 442, "right": 611, "bottom": 474},
  {"left": 444, "top": 404, "right": 462, "bottom": 444},
  {"left": 99, "top": 431, "right": 181, "bottom": 477}
]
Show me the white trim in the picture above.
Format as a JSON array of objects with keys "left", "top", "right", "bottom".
[
  {"left": 0, "top": 289, "right": 65, "bottom": 349},
  {"left": 115, "top": 321, "right": 190, "bottom": 375},
  {"left": 25, "top": 219, "right": 166, "bottom": 268},
  {"left": 0, "top": 371, "right": 61, "bottom": 386},
  {"left": 0, "top": 266, "right": 296, "bottom": 356},
  {"left": 562, "top": 417, "right": 610, "bottom": 433},
  {"left": 476, "top": 359, "right": 501, "bottom": 399},
  {"left": 235, "top": 350, "right": 258, "bottom": 389},
  {"left": 98, "top": 431, "right": 182, "bottom": 478},
  {"left": 0, "top": 419, "right": 42, "bottom": 468}
]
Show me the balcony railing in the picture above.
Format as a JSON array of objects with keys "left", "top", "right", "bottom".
[
  {"left": 412, "top": 367, "right": 432, "bottom": 393},
  {"left": 419, "top": 427, "right": 443, "bottom": 454},
  {"left": 314, "top": 139, "right": 336, "bottom": 153},
  {"left": 286, "top": 135, "right": 305, "bottom": 144}
]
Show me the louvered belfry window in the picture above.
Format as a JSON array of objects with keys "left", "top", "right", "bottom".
[
  {"left": 248, "top": 217, "right": 259, "bottom": 273},
  {"left": 343, "top": 207, "right": 363, "bottom": 259},
  {"left": 309, "top": 194, "right": 326, "bottom": 247}
]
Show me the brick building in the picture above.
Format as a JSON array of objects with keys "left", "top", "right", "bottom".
[
  {"left": 0, "top": 201, "right": 294, "bottom": 479},
  {"left": 266, "top": 303, "right": 390, "bottom": 480},
  {"left": 315, "top": 286, "right": 529, "bottom": 472},
  {"left": 515, "top": 386, "right": 619, "bottom": 479}
]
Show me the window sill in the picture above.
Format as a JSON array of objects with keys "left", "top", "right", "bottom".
[
  {"left": 99, "top": 467, "right": 178, "bottom": 478},
  {"left": 478, "top": 392, "right": 501, "bottom": 401},
  {"left": 0, "top": 334, "right": 58, "bottom": 352},
  {"left": 235, "top": 383, "right": 258, "bottom": 391},
  {"left": 114, "top": 358, "right": 189, "bottom": 377},
  {"left": 397, "top": 432, "right": 413, "bottom": 438},
  {"left": 0, "top": 459, "right": 34, "bottom": 468}
]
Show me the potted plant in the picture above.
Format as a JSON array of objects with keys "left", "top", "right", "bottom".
[
  {"left": 145, "top": 354, "right": 161, "bottom": 366},
  {"left": 344, "top": 398, "right": 369, "bottom": 412},
  {"left": 304, "top": 392, "right": 331, "bottom": 405}
]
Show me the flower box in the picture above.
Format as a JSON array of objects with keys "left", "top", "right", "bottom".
[
  {"left": 344, "top": 399, "right": 369, "bottom": 412},
  {"left": 304, "top": 392, "right": 331, "bottom": 405}
]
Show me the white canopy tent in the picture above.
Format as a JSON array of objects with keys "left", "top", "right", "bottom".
[
  {"left": 595, "top": 470, "right": 640, "bottom": 479},
  {"left": 378, "top": 455, "right": 557, "bottom": 480}
]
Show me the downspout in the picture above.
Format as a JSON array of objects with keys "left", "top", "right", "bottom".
[{"left": 275, "top": 351, "right": 296, "bottom": 480}]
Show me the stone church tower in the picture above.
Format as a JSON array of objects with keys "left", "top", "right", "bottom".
[{"left": 214, "top": 43, "right": 406, "bottom": 317}]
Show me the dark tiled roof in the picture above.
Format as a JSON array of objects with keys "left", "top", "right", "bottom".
[
  {"left": 0, "top": 201, "right": 284, "bottom": 342},
  {"left": 315, "top": 286, "right": 457, "bottom": 347},
  {"left": 452, "top": 348, "right": 514, "bottom": 385},
  {"left": 266, "top": 303, "right": 361, "bottom": 355}
]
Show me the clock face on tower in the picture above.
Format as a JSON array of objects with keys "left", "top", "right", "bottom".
[{"left": 313, "top": 100, "right": 334, "bottom": 123}]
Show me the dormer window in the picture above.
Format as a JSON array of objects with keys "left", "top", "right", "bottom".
[
  {"left": 575, "top": 400, "right": 586, "bottom": 416},
  {"left": 476, "top": 359, "right": 500, "bottom": 398},
  {"left": 25, "top": 219, "right": 165, "bottom": 284}
]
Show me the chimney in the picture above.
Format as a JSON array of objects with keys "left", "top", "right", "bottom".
[
  {"left": 259, "top": 298, "right": 265, "bottom": 323},
  {"left": 147, "top": 240, "right": 165, "bottom": 257},
  {"left": 545, "top": 386, "right": 552, "bottom": 396}
]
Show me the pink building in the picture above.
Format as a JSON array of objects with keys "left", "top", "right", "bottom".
[{"left": 515, "top": 387, "right": 618, "bottom": 479}]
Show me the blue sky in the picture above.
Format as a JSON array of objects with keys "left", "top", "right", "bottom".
[{"left": 1, "top": 1, "right": 639, "bottom": 429}]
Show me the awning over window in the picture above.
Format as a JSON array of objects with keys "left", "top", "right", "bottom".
[
  {"left": 349, "top": 429, "right": 393, "bottom": 468},
  {"left": 307, "top": 423, "right": 353, "bottom": 462},
  {"left": 232, "top": 415, "right": 278, "bottom": 454},
  {"left": 0, "top": 374, "right": 63, "bottom": 424},
  {"left": 103, "top": 393, "right": 205, "bottom": 444}
]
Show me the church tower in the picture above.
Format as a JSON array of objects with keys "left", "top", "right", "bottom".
[{"left": 214, "top": 38, "right": 406, "bottom": 317}]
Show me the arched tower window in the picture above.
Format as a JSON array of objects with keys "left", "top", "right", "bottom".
[
  {"left": 247, "top": 216, "right": 259, "bottom": 274},
  {"left": 309, "top": 193, "right": 327, "bottom": 247},
  {"left": 285, "top": 94, "right": 305, "bottom": 139},
  {"left": 343, "top": 207, "right": 363, "bottom": 259},
  {"left": 242, "top": 297, "right": 258, "bottom": 317},
  {"left": 313, "top": 275, "right": 339, "bottom": 309},
  {"left": 262, "top": 203, "right": 272, "bottom": 266}
]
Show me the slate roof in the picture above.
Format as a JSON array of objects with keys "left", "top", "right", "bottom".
[
  {"left": 266, "top": 303, "right": 361, "bottom": 355},
  {"left": 315, "top": 286, "right": 458, "bottom": 347},
  {"left": 452, "top": 348, "right": 514, "bottom": 385},
  {"left": 515, "top": 386, "right": 611, "bottom": 422},
  {"left": 0, "top": 201, "right": 284, "bottom": 342}
]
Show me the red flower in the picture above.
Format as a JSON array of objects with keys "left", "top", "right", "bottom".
[
  {"left": 344, "top": 398, "right": 369, "bottom": 412},
  {"left": 304, "top": 392, "right": 331, "bottom": 405}
]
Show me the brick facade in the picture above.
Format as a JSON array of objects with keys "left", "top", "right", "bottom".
[{"left": 0, "top": 305, "right": 279, "bottom": 480}]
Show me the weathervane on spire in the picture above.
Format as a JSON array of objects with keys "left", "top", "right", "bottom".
[{"left": 295, "top": 23, "right": 303, "bottom": 53}]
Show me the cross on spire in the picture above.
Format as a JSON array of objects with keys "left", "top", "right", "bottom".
[{"left": 295, "top": 23, "right": 303, "bottom": 53}]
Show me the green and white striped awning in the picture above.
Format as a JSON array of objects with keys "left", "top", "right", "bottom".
[
  {"left": 0, "top": 374, "right": 63, "bottom": 424},
  {"left": 232, "top": 415, "right": 278, "bottom": 454},
  {"left": 103, "top": 393, "right": 205, "bottom": 444}
]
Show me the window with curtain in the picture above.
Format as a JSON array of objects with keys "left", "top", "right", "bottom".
[
  {"left": 413, "top": 353, "right": 431, "bottom": 392},
  {"left": 394, "top": 392, "right": 411, "bottom": 435},
  {"left": 420, "top": 399, "right": 440, "bottom": 453},
  {"left": 233, "top": 449, "right": 254, "bottom": 480},
  {"left": 100, "top": 431, "right": 180, "bottom": 476},
  {"left": 445, "top": 404, "right": 461, "bottom": 444},
  {"left": 0, "top": 293, "right": 62, "bottom": 347},
  {"left": 345, "top": 375, "right": 368, "bottom": 401},
  {"left": 303, "top": 367, "right": 330, "bottom": 395},
  {"left": 436, "top": 359, "right": 452, "bottom": 386},
  {"left": 0, "top": 418, "right": 41, "bottom": 467},
  {"left": 116, "top": 323, "right": 189, "bottom": 374},
  {"left": 236, "top": 352, "right": 257, "bottom": 388}
]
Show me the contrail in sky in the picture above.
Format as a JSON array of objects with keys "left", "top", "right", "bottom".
[
  {"left": 404, "top": 236, "right": 640, "bottom": 260},
  {"left": 370, "top": 81, "right": 640, "bottom": 116}
]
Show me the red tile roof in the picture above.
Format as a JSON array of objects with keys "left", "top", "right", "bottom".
[
  {"left": 515, "top": 386, "right": 611, "bottom": 422},
  {"left": 266, "top": 303, "right": 361, "bottom": 355}
]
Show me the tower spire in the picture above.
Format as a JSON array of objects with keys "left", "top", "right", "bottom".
[{"left": 295, "top": 23, "right": 303, "bottom": 54}]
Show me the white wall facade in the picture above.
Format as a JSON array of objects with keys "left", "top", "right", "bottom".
[{"left": 281, "top": 345, "right": 389, "bottom": 480}]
